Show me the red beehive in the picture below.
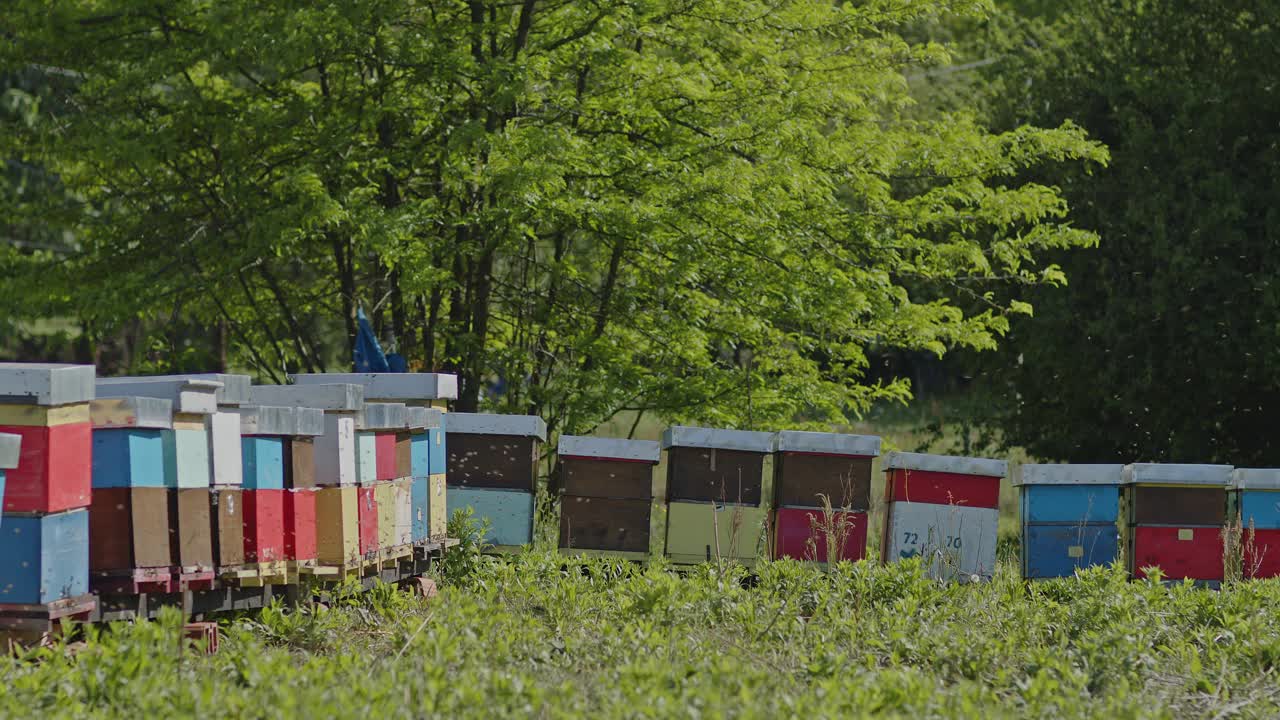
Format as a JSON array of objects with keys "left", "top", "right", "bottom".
[
  {"left": 774, "top": 507, "right": 867, "bottom": 564},
  {"left": 1123, "top": 463, "right": 1230, "bottom": 582},
  {"left": 284, "top": 488, "right": 318, "bottom": 562},
  {"left": 0, "top": 422, "right": 92, "bottom": 513},
  {"left": 883, "top": 453, "right": 1002, "bottom": 509},
  {"left": 242, "top": 489, "right": 285, "bottom": 563},
  {"left": 358, "top": 485, "right": 378, "bottom": 557},
  {"left": 1244, "top": 529, "right": 1280, "bottom": 579},
  {"left": 375, "top": 432, "right": 398, "bottom": 481}
]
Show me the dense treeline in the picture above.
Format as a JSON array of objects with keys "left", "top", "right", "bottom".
[{"left": 939, "top": 0, "right": 1280, "bottom": 464}]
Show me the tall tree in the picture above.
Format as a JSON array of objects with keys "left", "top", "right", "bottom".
[
  {"left": 0, "top": 0, "right": 1104, "bottom": 438},
  {"left": 951, "top": 0, "right": 1280, "bottom": 463}
]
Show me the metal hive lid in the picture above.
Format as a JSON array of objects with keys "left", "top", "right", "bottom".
[
  {"left": 661, "top": 426, "right": 774, "bottom": 453},
  {"left": 1014, "top": 464, "right": 1125, "bottom": 486},
  {"left": 0, "top": 363, "right": 96, "bottom": 406},
  {"left": 773, "top": 430, "right": 881, "bottom": 457},
  {"left": 558, "top": 435, "right": 661, "bottom": 463},
  {"left": 357, "top": 402, "right": 409, "bottom": 431},
  {"left": 1230, "top": 468, "right": 1280, "bottom": 491},
  {"left": 289, "top": 372, "right": 458, "bottom": 401},
  {"left": 445, "top": 412, "right": 547, "bottom": 441},
  {"left": 1122, "top": 463, "right": 1232, "bottom": 486},
  {"left": 245, "top": 384, "right": 364, "bottom": 412},
  {"left": 882, "top": 451, "right": 1007, "bottom": 478},
  {"left": 96, "top": 378, "right": 222, "bottom": 415}
]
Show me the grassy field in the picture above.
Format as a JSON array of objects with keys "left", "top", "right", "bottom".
[{"left": 6, "top": 549, "right": 1280, "bottom": 718}]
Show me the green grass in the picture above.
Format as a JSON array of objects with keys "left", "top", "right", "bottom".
[{"left": 6, "top": 552, "right": 1280, "bottom": 718}]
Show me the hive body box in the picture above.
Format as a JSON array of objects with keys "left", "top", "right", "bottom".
[
  {"left": 1122, "top": 464, "right": 1230, "bottom": 581},
  {"left": 407, "top": 407, "right": 447, "bottom": 542},
  {"left": 1016, "top": 464, "right": 1123, "bottom": 579},
  {"left": 235, "top": 405, "right": 326, "bottom": 569},
  {"left": 446, "top": 413, "right": 546, "bottom": 549},
  {"left": 316, "top": 486, "right": 360, "bottom": 565},
  {"left": 772, "top": 431, "right": 880, "bottom": 564},
  {"left": 557, "top": 436, "right": 660, "bottom": 559},
  {"left": 881, "top": 452, "right": 1007, "bottom": 582},
  {"left": 97, "top": 378, "right": 221, "bottom": 489},
  {"left": 1231, "top": 469, "right": 1280, "bottom": 578},
  {"left": 663, "top": 427, "right": 773, "bottom": 566},
  {"left": 0, "top": 509, "right": 89, "bottom": 604}
]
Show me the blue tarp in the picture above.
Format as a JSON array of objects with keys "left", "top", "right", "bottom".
[{"left": 353, "top": 306, "right": 390, "bottom": 372}]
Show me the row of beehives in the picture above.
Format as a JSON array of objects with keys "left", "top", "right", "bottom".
[
  {"left": 0, "top": 365, "right": 456, "bottom": 614},
  {"left": 457, "top": 425, "right": 1280, "bottom": 583}
]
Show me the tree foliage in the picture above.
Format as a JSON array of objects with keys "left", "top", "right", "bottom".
[
  {"left": 954, "top": 0, "right": 1280, "bottom": 464},
  {"left": 0, "top": 0, "right": 1103, "bottom": 436}
]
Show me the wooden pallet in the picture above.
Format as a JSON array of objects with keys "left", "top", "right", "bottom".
[
  {"left": 174, "top": 569, "right": 217, "bottom": 592},
  {"left": 0, "top": 594, "right": 97, "bottom": 634},
  {"left": 91, "top": 567, "right": 176, "bottom": 594},
  {"left": 221, "top": 561, "right": 289, "bottom": 588}
]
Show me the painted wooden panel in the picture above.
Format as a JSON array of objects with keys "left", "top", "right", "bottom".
[
  {"left": 411, "top": 476, "right": 430, "bottom": 543},
  {"left": 242, "top": 489, "right": 285, "bottom": 563},
  {"left": 395, "top": 432, "right": 413, "bottom": 480},
  {"left": 774, "top": 452, "right": 872, "bottom": 510},
  {"left": 284, "top": 488, "right": 318, "bottom": 561},
  {"left": 1021, "top": 484, "right": 1120, "bottom": 524},
  {"left": 1243, "top": 528, "right": 1280, "bottom": 579},
  {"left": 285, "top": 438, "right": 316, "bottom": 490},
  {"left": 1022, "top": 523, "right": 1118, "bottom": 579},
  {"left": 428, "top": 428, "right": 447, "bottom": 475},
  {"left": 774, "top": 507, "right": 867, "bottom": 563},
  {"left": 315, "top": 486, "right": 360, "bottom": 565},
  {"left": 241, "top": 436, "right": 285, "bottom": 490},
  {"left": 357, "top": 432, "right": 378, "bottom": 485},
  {"left": 0, "top": 471, "right": 5, "bottom": 526},
  {"left": 666, "top": 447, "right": 765, "bottom": 505},
  {"left": 358, "top": 485, "right": 379, "bottom": 555},
  {"left": 429, "top": 473, "right": 447, "bottom": 540},
  {"left": 375, "top": 481, "right": 398, "bottom": 550},
  {"left": 411, "top": 433, "right": 430, "bottom": 478},
  {"left": 88, "top": 487, "right": 172, "bottom": 570},
  {"left": 665, "top": 500, "right": 767, "bottom": 563},
  {"left": 559, "top": 496, "right": 651, "bottom": 553},
  {"left": 1129, "top": 485, "right": 1226, "bottom": 526},
  {"left": 210, "top": 488, "right": 244, "bottom": 567},
  {"left": 375, "top": 432, "right": 399, "bottom": 481},
  {"left": 394, "top": 478, "right": 413, "bottom": 547},
  {"left": 92, "top": 429, "right": 167, "bottom": 488},
  {"left": 882, "top": 501, "right": 999, "bottom": 581},
  {"left": 209, "top": 411, "right": 243, "bottom": 486},
  {"left": 0, "top": 403, "right": 90, "bottom": 427},
  {"left": 1130, "top": 526, "right": 1223, "bottom": 581},
  {"left": 0, "top": 422, "right": 92, "bottom": 513},
  {"left": 0, "top": 509, "right": 89, "bottom": 604},
  {"left": 447, "top": 487, "right": 534, "bottom": 546},
  {"left": 884, "top": 469, "right": 1000, "bottom": 510},
  {"left": 559, "top": 457, "right": 654, "bottom": 500},
  {"left": 175, "top": 488, "right": 214, "bottom": 570},
  {"left": 315, "top": 414, "right": 356, "bottom": 486},
  {"left": 447, "top": 433, "right": 539, "bottom": 491},
  {"left": 164, "top": 427, "right": 212, "bottom": 489},
  {"left": 1237, "top": 490, "right": 1280, "bottom": 530}
]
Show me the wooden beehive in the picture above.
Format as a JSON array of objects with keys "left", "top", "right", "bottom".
[
  {"left": 358, "top": 485, "right": 379, "bottom": 557},
  {"left": 1231, "top": 469, "right": 1280, "bottom": 578},
  {"left": 662, "top": 426, "right": 773, "bottom": 506},
  {"left": 88, "top": 487, "right": 173, "bottom": 571},
  {"left": 0, "top": 364, "right": 94, "bottom": 516},
  {"left": 445, "top": 413, "right": 545, "bottom": 549},
  {"left": 315, "top": 486, "right": 360, "bottom": 565},
  {"left": 772, "top": 431, "right": 880, "bottom": 510},
  {"left": 284, "top": 488, "right": 318, "bottom": 563},
  {"left": 242, "top": 488, "right": 285, "bottom": 563},
  {"left": 173, "top": 488, "right": 214, "bottom": 571},
  {"left": 556, "top": 436, "right": 660, "bottom": 557},
  {"left": 1122, "top": 463, "right": 1231, "bottom": 581},
  {"left": 90, "top": 396, "right": 172, "bottom": 489},
  {"left": 210, "top": 488, "right": 245, "bottom": 568},
  {"left": 1015, "top": 464, "right": 1123, "bottom": 580},
  {"left": 774, "top": 507, "right": 867, "bottom": 564},
  {"left": 881, "top": 452, "right": 1007, "bottom": 582},
  {"left": 245, "top": 383, "right": 365, "bottom": 487}
]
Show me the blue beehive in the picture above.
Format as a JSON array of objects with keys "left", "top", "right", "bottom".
[
  {"left": 92, "top": 430, "right": 168, "bottom": 488},
  {"left": 0, "top": 509, "right": 89, "bottom": 604},
  {"left": 428, "top": 426, "right": 447, "bottom": 476},
  {"left": 1232, "top": 469, "right": 1280, "bottom": 530},
  {"left": 1016, "top": 464, "right": 1123, "bottom": 579},
  {"left": 242, "top": 436, "right": 286, "bottom": 490},
  {"left": 446, "top": 487, "right": 534, "bottom": 546}
]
